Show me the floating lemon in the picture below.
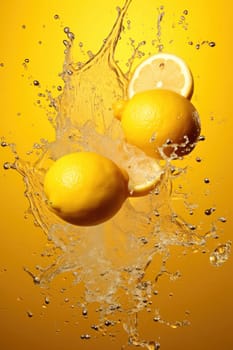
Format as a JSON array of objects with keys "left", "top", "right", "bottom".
[
  {"left": 44, "top": 152, "right": 129, "bottom": 226},
  {"left": 114, "top": 89, "right": 201, "bottom": 159},
  {"left": 127, "top": 53, "right": 194, "bottom": 99},
  {"left": 44, "top": 151, "right": 163, "bottom": 226}
]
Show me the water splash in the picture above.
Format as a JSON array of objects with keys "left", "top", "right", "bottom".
[{"left": 1, "top": 0, "right": 229, "bottom": 348}]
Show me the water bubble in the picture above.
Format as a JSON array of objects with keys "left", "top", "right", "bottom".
[
  {"left": 54, "top": 14, "right": 59, "bottom": 20},
  {"left": 196, "top": 156, "right": 202, "bottom": 162},
  {"left": 21, "top": 24, "right": 26, "bottom": 29},
  {"left": 33, "top": 80, "right": 40, "bottom": 86},
  {"left": 209, "top": 241, "right": 231, "bottom": 267},
  {"left": 183, "top": 9, "right": 189, "bottom": 15},
  {"left": 195, "top": 43, "right": 200, "bottom": 50},
  {"left": 1, "top": 141, "right": 8, "bottom": 147},
  {"left": 91, "top": 324, "right": 99, "bottom": 331},
  {"left": 188, "top": 41, "right": 193, "bottom": 45},
  {"left": 204, "top": 178, "right": 210, "bottom": 184}
]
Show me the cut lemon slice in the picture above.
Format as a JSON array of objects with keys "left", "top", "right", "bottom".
[
  {"left": 127, "top": 52, "right": 193, "bottom": 99},
  {"left": 116, "top": 143, "right": 164, "bottom": 197}
]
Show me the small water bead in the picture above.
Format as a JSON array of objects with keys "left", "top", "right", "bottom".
[
  {"left": 198, "top": 135, "right": 206, "bottom": 141},
  {"left": 3, "top": 162, "right": 14, "bottom": 170},
  {"left": 209, "top": 41, "right": 216, "bottom": 47},
  {"left": 67, "top": 32, "right": 75, "bottom": 41},
  {"left": 54, "top": 14, "right": 59, "bottom": 20},
  {"left": 91, "top": 324, "right": 99, "bottom": 331},
  {"left": 183, "top": 9, "right": 189, "bottom": 15},
  {"left": 195, "top": 43, "right": 200, "bottom": 50},
  {"left": 204, "top": 207, "right": 215, "bottom": 216},
  {"left": 44, "top": 296, "right": 50, "bottom": 305},
  {"left": 63, "top": 39, "right": 70, "bottom": 47},
  {"left": 204, "top": 178, "right": 210, "bottom": 184},
  {"left": 1, "top": 141, "right": 8, "bottom": 147},
  {"left": 80, "top": 334, "right": 91, "bottom": 340},
  {"left": 64, "top": 26, "right": 70, "bottom": 34},
  {"left": 57, "top": 85, "right": 62, "bottom": 91},
  {"left": 218, "top": 216, "right": 227, "bottom": 223},
  {"left": 196, "top": 156, "right": 202, "bottom": 162},
  {"left": 33, "top": 80, "right": 40, "bottom": 86},
  {"left": 27, "top": 311, "right": 33, "bottom": 318},
  {"left": 82, "top": 308, "right": 88, "bottom": 316}
]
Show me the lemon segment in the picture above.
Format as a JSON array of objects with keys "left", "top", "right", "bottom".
[
  {"left": 44, "top": 152, "right": 129, "bottom": 226},
  {"left": 127, "top": 53, "right": 194, "bottom": 99}
]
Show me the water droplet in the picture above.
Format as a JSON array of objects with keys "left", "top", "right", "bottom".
[
  {"left": 195, "top": 43, "right": 200, "bottom": 50},
  {"left": 68, "top": 32, "right": 75, "bottom": 41},
  {"left": 80, "top": 334, "right": 91, "bottom": 340},
  {"left": 24, "top": 58, "right": 30, "bottom": 63},
  {"left": 54, "top": 14, "right": 59, "bottom": 20},
  {"left": 33, "top": 80, "right": 40, "bottom": 86},
  {"left": 91, "top": 324, "right": 99, "bottom": 331},
  {"left": 204, "top": 207, "right": 215, "bottom": 216},
  {"left": 183, "top": 9, "right": 188, "bottom": 15},
  {"left": 21, "top": 24, "right": 26, "bottom": 29},
  {"left": 3, "top": 162, "right": 13, "bottom": 170},
  {"left": 210, "top": 241, "right": 231, "bottom": 267},
  {"left": 64, "top": 26, "right": 70, "bottom": 33},
  {"left": 27, "top": 311, "right": 33, "bottom": 318},
  {"left": 196, "top": 156, "right": 202, "bottom": 162},
  {"left": 57, "top": 85, "right": 62, "bottom": 91},
  {"left": 198, "top": 135, "right": 205, "bottom": 141},
  {"left": 188, "top": 41, "right": 193, "bottom": 45},
  {"left": 33, "top": 276, "right": 40, "bottom": 284},
  {"left": 82, "top": 308, "right": 88, "bottom": 316},
  {"left": 218, "top": 216, "right": 227, "bottom": 223},
  {"left": 44, "top": 296, "right": 50, "bottom": 305},
  {"left": 0, "top": 62, "right": 4, "bottom": 67},
  {"left": 204, "top": 178, "right": 210, "bottom": 184},
  {"left": 1, "top": 141, "right": 8, "bottom": 147},
  {"left": 209, "top": 41, "right": 216, "bottom": 47}
]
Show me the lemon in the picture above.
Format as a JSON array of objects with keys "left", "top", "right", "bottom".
[
  {"left": 44, "top": 152, "right": 129, "bottom": 226},
  {"left": 114, "top": 89, "right": 201, "bottom": 159},
  {"left": 127, "top": 53, "right": 193, "bottom": 99}
]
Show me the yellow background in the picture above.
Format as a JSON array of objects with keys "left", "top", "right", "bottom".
[{"left": 0, "top": 0, "right": 232, "bottom": 349}]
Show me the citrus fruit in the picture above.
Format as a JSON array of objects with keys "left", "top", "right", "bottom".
[
  {"left": 127, "top": 53, "right": 193, "bottom": 99},
  {"left": 44, "top": 152, "right": 129, "bottom": 226},
  {"left": 114, "top": 89, "right": 201, "bottom": 159}
]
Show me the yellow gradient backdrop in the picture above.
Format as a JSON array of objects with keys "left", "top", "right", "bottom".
[{"left": 0, "top": 1, "right": 233, "bottom": 350}]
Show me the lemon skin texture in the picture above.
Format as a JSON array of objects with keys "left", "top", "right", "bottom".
[
  {"left": 44, "top": 152, "right": 129, "bottom": 226},
  {"left": 120, "top": 89, "right": 201, "bottom": 159}
]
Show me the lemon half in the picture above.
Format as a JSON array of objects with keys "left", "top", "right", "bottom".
[{"left": 128, "top": 52, "right": 194, "bottom": 99}]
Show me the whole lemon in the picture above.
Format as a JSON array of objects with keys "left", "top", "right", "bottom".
[
  {"left": 44, "top": 152, "right": 129, "bottom": 226},
  {"left": 115, "top": 89, "right": 201, "bottom": 159}
]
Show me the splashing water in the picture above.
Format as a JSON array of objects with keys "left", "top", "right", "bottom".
[{"left": 1, "top": 0, "right": 230, "bottom": 348}]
